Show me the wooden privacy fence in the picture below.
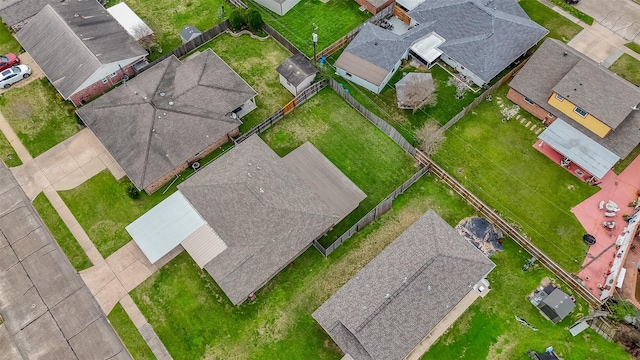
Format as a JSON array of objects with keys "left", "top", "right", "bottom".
[
  {"left": 330, "top": 79, "right": 416, "bottom": 156},
  {"left": 314, "top": 5, "right": 394, "bottom": 60},
  {"left": 440, "top": 59, "right": 529, "bottom": 131},
  {"left": 313, "top": 166, "right": 429, "bottom": 257},
  {"left": 139, "top": 21, "right": 230, "bottom": 73},
  {"left": 414, "top": 151, "right": 603, "bottom": 308},
  {"left": 234, "top": 80, "right": 327, "bottom": 144}
]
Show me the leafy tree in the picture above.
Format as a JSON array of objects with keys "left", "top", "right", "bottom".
[
  {"left": 229, "top": 9, "right": 247, "bottom": 31},
  {"left": 246, "top": 9, "right": 264, "bottom": 33}
]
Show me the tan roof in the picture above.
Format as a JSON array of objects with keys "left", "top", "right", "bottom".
[{"left": 335, "top": 51, "right": 390, "bottom": 87}]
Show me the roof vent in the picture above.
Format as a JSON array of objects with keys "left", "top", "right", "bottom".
[
  {"left": 385, "top": 293, "right": 391, "bottom": 299},
  {"left": 160, "top": 92, "right": 166, "bottom": 97},
  {"left": 74, "top": 13, "right": 79, "bottom": 17},
  {"left": 168, "top": 101, "right": 174, "bottom": 106},
  {"left": 563, "top": 52, "right": 568, "bottom": 56},
  {"left": 374, "top": 42, "right": 378, "bottom": 46},
  {"left": 144, "top": 96, "right": 148, "bottom": 100}
]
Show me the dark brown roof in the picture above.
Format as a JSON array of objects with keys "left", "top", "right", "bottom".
[
  {"left": 509, "top": 38, "right": 640, "bottom": 158},
  {"left": 77, "top": 49, "right": 257, "bottom": 190},
  {"left": 312, "top": 210, "right": 495, "bottom": 360},
  {"left": 0, "top": 164, "right": 130, "bottom": 359},
  {"left": 179, "top": 136, "right": 365, "bottom": 305}
]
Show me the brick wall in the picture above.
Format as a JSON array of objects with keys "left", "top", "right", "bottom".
[
  {"left": 143, "top": 131, "right": 236, "bottom": 194},
  {"left": 70, "top": 61, "right": 142, "bottom": 107},
  {"left": 507, "top": 88, "right": 557, "bottom": 125}
]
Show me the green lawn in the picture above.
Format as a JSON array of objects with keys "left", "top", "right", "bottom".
[
  {"left": 626, "top": 42, "right": 640, "bottom": 55},
  {"left": 0, "top": 79, "right": 81, "bottom": 157},
  {"left": 613, "top": 144, "right": 640, "bottom": 174},
  {"left": 422, "top": 239, "right": 630, "bottom": 360},
  {"left": 520, "top": 0, "right": 583, "bottom": 43},
  {"left": 609, "top": 53, "right": 640, "bottom": 86},
  {"left": 433, "top": 85, "right": 598, "bottom": 272},
  {"left": 546, "top": 0, "right": 594, "bottom": 25},
  {"left": 0, "top": 131, "right": 21, "bottom": 167},
  {"left": 130, "top": 174, "right": 480, "bottom": 359},
  {"left": 197, "top": 33, "right": 293, "bottom": 133},
  {"left": 0, "top": 23, "right": 21, "bottom": 55},
  {"left": 332, "top": 63, "right": 482, "bottom": 143},
  {"left": 105, "top": 0, "right": 228, "bottom": 59},
  {"left": 108, "top": 304, "right": 156, "bottom": 360},
  {"left": 32, "top": 193, "right": 92, "bottom": 271},
  {"left": 261, "top": 88, "right": 416, "bottom": 246},
  {"left": 251, "top": 0, "right": 371, "bottom": 57},
  {"left": 59, "top": 144, "right": 232, "bottom": 258}
]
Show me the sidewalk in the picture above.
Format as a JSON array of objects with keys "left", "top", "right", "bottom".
[{"left": 0, "top": 108, "right": 174, "bottom": 359}]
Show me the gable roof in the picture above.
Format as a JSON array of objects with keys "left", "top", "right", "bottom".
[
  {"left": 509, "top": 38, "right": 640, "bottom": 158},
  {"left": 178, "top": 136, "right": 365, "bottom": 305},
  {"left": 276, "top": 54, "right": 318, "bottom": 87},
  {"left": 313, "top": 210, "right": 495, "bottom": 360},
  {"left": 0, "top": 0, "right": 55, "bottom": 28},
  {"left": 337, "top": 0, "right": 546, "bottom": 86},
  {"left": 539, "top": 288, "right": 575, "bottom": 323},
  {"left": 0, "top": 164, "right": 131, "bottom": 359},
  {"left": 77, "top": 49, "right": 256, "bottom": 190},
  {"left": 15, "top": 0, "right": 147, "bottom": 99}
]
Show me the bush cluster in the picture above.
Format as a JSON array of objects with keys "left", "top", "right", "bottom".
[{"left": 229, "top": 9, "right": 264, "bottom": 33}]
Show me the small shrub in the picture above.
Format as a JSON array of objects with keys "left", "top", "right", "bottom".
[
  {"left": 229, "top": 9, "right": 247, "bottom": 31},
  {"left": 246, "top": 9, "right": 264, "bottom": 33},
  {"left": 126, "top": 184, "right": 140, "bottom": 200}
]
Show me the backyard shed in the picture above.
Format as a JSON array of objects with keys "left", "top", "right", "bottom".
[
  {"left": 530, "top": 284, "right": 575, "bottom": 324},
  {"left": 127, "top": 135, "right": 366, "bottom": 305},
  {"left": 180, "top": 25, "right": 202, "bottom": 43},
  {"left": 253, "top": 0, "right": 301, "bottom": 16},
  {"left": 107, "top": 2, "right": 153, "bottom": 41},
  {"left": 276, "top": 54, "right": 318, "bottom": 96},
  {"left": 313, "top": 210, "right": 495, "bottom": 360}
]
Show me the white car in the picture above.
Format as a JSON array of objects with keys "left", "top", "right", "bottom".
[{"left": 0, "top": 65, "right": 31, "bottom": 89}]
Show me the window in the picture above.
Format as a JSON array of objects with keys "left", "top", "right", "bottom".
[
  {"left": 555, "top": 94, "right": 564, "bottom": 102},
  {"left": 101, "top": 78, "right": 108, "bottom": 84},
  {"left": 547, "top": 112, "right": 554, "bottom": 118},
  {"left": 524, "top": 97, "right": 535, "bottom": 105},
  {"left": 109, "top": 72, "right": 117, "bottom": 78},
  {"left": 574, "top": 106, "right": 588, "bottom": 117}
]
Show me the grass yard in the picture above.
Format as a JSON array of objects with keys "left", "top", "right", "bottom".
[
  {"left": 251, "top": 0, "right": 370, "bottom": 57},
  {"left": 520, "top": 0, "right": 583, "bottom": 43},
  {"left": 197, "top": 33, "right": 293, "bottom": 133},
  {"left": 422, "top": 239, "right": 630, "bottom": 360},
  {"left": 546, "top": 0, "right": 594, "bottom": 25},
  {"left": 626, "top": 42, "right": 640, "bottom": 55},
  {"left": 0, "top": 23, "right": 21, "bottom": 55},
  {"left": 433, "top": 85, "right": 598, "bottom": 272},
  {"left": 613, "top": 144, "right": 640, "bottom": 174},
  {"left": 0, "top": 79, "right": 81, "bottom": 157},
  {"left": 130, "top": 174, "right": 481, "bottom": 359},
  {"left": 108, "top": 304, "right": 156, "bottom": 360},
  {"left": 59, "top": 144, "right": 232, "bottom": 257},
  {"left": 0, "top": 131, "right": 21, "bottom": 167},
  {"left": 260, "top": 88, "right": 416, "bottom": 246},
  {"left": 609, "top": 53, "right": 640, "bottom": 86},
  {"left": 105, "top": 0, "right": 228, "bottom": 58},
  {"left": 32, "top": 193, "right": 92, "bottom": 271}
]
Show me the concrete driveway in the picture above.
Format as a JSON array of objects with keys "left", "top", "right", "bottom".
[
  {"left": 0, "top": 52, "right": 45, "bottom": 94},
  {"left": 576, "top": 0, "right": 640, "bottom": 43},
  {"left": 568, "top": 22, "right": 629, "bottom": 64}
]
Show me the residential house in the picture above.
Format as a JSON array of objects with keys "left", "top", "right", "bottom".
[
  {"left": 335, "top": 0, "right": 547, "bottom": 93},
  {"left": 508, "top": 39, "right": 640, "bottom": 182},
  {"left": 15, "top": 0, "right": 148, "bottom": 106},
  {"left": 0, "top": 164, "right": 131, "bottom": 359},
  {"left": 254, "top": 0, "right": 301, "bottom": 16},
  {"left": 313, "top": 210, "right": 495, "bottom": 360},
  {"left": 76, "top": 49, "right": 258, "bottom": 194},
  {"left": 0, "top": 0, "right": 57, "bottom": 31},
  {"left": 276, "top": 54, "right": 318, "bottom": 96},
  {"left": 126, "top": 135, "right": 366, "bottom": 305},
  {"left": 530, "top": 284, "right": 575, "bottom": 324}
]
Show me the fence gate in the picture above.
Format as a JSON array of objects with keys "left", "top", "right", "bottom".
[{"left": 283, "top": 98, "right": 297, "bottom": 115}]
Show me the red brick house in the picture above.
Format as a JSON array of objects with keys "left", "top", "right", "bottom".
[
  {"left": 508, "top": 39, "right": 640, "bottom": 182},
  {"left": 15, "top": 0, "right": 147, "bottom": 106}
]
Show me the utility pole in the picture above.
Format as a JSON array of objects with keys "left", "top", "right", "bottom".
[{"left": 312, "top": 23, "right": 318, "bottom": 62}]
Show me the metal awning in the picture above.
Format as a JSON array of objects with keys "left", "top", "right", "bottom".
[
  {"left": 410, "top": 33, "right": 445, "bottom": 64},
  {"left": 126, "top": 191, "right": 207, "bottom": 263},
  {"left": 538, "top": 119, "right": 619, "bottom": 179}
]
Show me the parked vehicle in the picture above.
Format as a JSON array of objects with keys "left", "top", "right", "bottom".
[
  {"left": 0, "top": 65, "right": 31, "bottom": 89},
  {"left": 0, "top": 53, "right": 19, "bottom": 72}
]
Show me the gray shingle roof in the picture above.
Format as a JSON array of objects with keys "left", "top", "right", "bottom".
[
  {"left": 509, "top": 38, "right": 640, "bottom": 158},
  {"left": 539, "top": 288, "right": 575, "bottom": 323},
  {"left": 338, "top": 0, "right": 546, "bottom": 85},
  {"left": 276, "top": 54, "right": 318, "bottom": 87},
  {"left": 15, "top": 0, "right": 147, "bottom": 99},
  {"left": 77, "top": 49, "right": 257, "bottom": 190},
  {"left": 313, "top": 210, "right": 495, "bottom": 360},
  {"left": 0, "top": 164, "right": 130, "bottom": 360},
  {"left": 179, "top": 136, "right": 363, "bottom": 305},
  {"left": 0, "top": 0, "right": 56, "bottom": 27}
]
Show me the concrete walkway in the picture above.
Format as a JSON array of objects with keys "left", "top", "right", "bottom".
[{"left": 0, "top": 108, "right": 174, "bottom": 359}]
